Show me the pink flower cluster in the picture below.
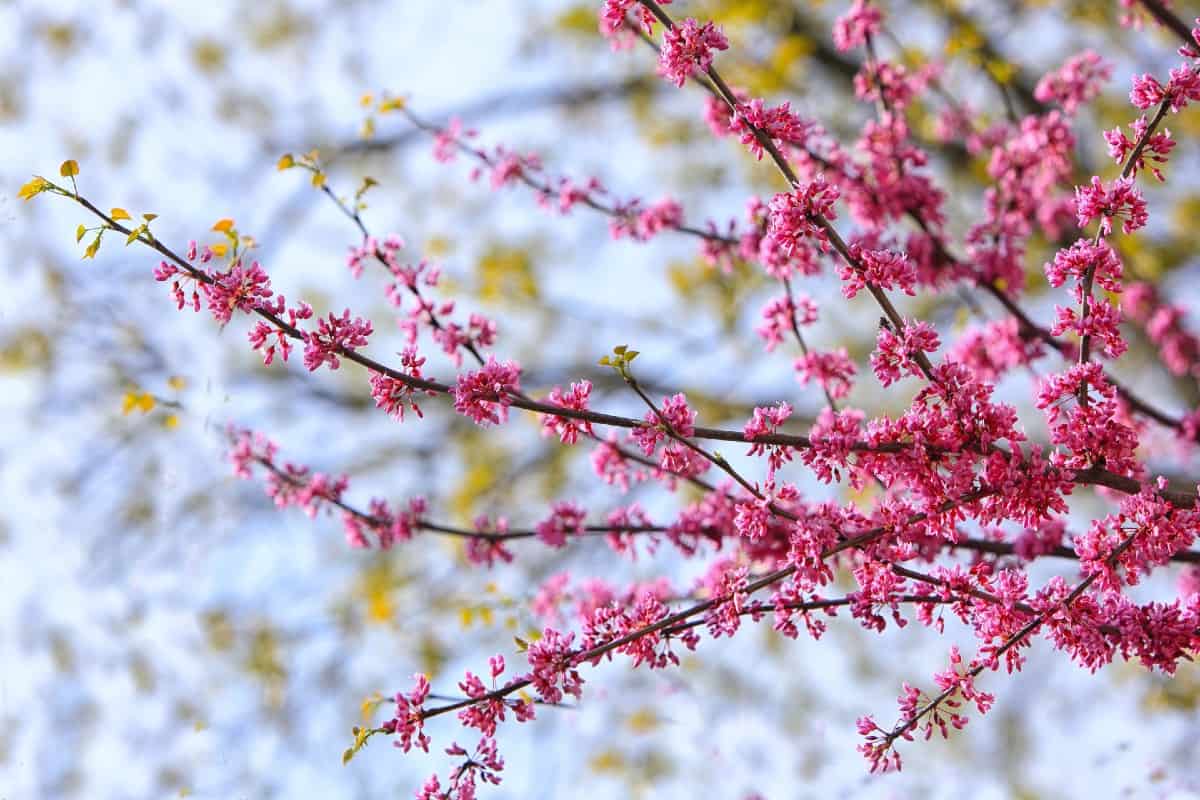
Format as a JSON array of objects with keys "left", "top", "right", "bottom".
[
  {"left": 453, "top": 357, "right": 522, "bottom": 426},
  {"left": 658, "top": 18, "right": 728, "bottom": 87}
]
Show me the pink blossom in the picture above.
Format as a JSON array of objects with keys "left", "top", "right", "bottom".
[
  {"left": 380, "top": 673, "right": 432, "bottom": 753},
  {"left": 203, "top": 260, "right": 273, "bottom": 325},
  {"left": 1044, "top": 239, "right": 1123, "bottom": 293},
  {"left": 540, "top": 380, "right": 594, "bottom": 445},
  {"left": 369, "top": 347, "right": 433, "bottom": 422},
  {"left": 765, "top": 178, "right": 840, "bottom": 254},
  {"left": 248, "top": 299, "right": 312, "bottom": 365},
  {"left": 631, "top": 393, "right": 696, "bottom": 455},
  {"left": 1034, "top": 51, "right": 1113, "bottom": 114},
  {"left": 839, "top": 247, "right": 918, "bottom": 299},
  {"left": 301, "top": 309, "right": 373, "bottom": 371},
  {"left": 1074, "top": 176, "right": 1148, "bottom": 236},
  {"left": 801, "top": 407, "right": 864, "bottom": 484},
  {"left": 833, "top": 0, "right": 882, "bottom": 52},
  {"left": 1104, "top": 116, "right": 1175, "bottom": 180},
  {"left": 730, "top": 99, "right": 813, "bottom": 160},
  {"left": 525, "top": 628, "right": 584, "bottom": 704},
  {"left": 744, "top": 401, "right": 795, "bottom": 475},
  {"left": 534, "top": 501, "right": 587, "bottom": 548},
  {"left": 433, "top": 117, "right": 474, "bottom": 163},
  {"left": 794, "top": 349, "right": 857, "bottom": 400},
  {"left": 453, "top": 357, "right": 521, "bottom": 426},
  {"left": 871, "top": 321, "right": 940, "bottom": 386},
  {"left": 658, "top": 18, "right": 729, "bottom": 88}
]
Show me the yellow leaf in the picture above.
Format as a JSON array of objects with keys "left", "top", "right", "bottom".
[
  {"left": 119, "top": 391, "right": 154, "bottom": 417},
  {"left": 125, "top": 225, "right": 146, "bottom": 245},
  {"left": 342, "top": 748, "right": 355, "bottom": 765},
  {"left": 311, "top": 171, "right": 326, "bottom": 188},
  {"left": 83, "top": 235, "right": 101, "bottom": 260},
  {"left": 209, "top": 243, "right": 228, "bottom": 257},
  {"left": 167, "top": 375, "right": 186, "bottom": 391},
  {"left": 360, "top": 117, "right": 375, "bottom": 139},
  {"left": 110, "top": 207, "right": 131, "bottom": 221},
  {"left": 142, "top": 212, "right": 158, "bottom": 221},
  {"left": 378, "top": 96, "right": 406, "bottom": 113},
  {"left": 212, "top": 218, "right": 235, "bottom": 233},
  {"left": 360, "top": 693, "right": 383, "bottom": 721},
  {"left": 17, "top": 176, "right": 50, "bottom": 201},
  {"left": 59, "top": 159, "right": 79, "bottom": 177},
  {"left": 360, "top": 92, "right": 374, "bottom": 107},
  {"left": 459, "top": 606, "right": 474, "bottom": 628},
  {"left": 75, "top": 224, "right": 86, "bottom": 243},
  {"left": 626, "top": 707, "right": 661, "bottom": 734},
  {"left": 276, "top": 153, "right": 295, "bottom": 171},
  {"left": 163, "top": 414, "right": 180, "bottom": 430}
]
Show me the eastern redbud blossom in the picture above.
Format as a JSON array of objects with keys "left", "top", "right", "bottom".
[
  {"left": 1044, "top": 239, "right": 1123, "bottom": 293},
  {"left": 658, "top": 18, "right": 728, "bottom": 88},
  {"left": 832, "top": 0, "right": 882, "bottom": 52},
  {"left": 801, "top": 407, "right": 864, "bottom": 485},
  {"left": 464, "top": 516, "right": 515, "bottom": 568},
  {"left": 631, "top": 393, "right": 696, "bottom": 454},
  {"left": 765, "top": 179, "right": 840, "bottom": 254},
  {"left": 525, "top": 628, "right": 584, "bottom": 704},
  {"left": 729, "top": 99, "right": 813, "bottom": 160},
  {"left": 756, "top": 294, "right": 817, "bottom": 352},
  {"left": 432, "top": 117, "right": 475, "bottom": 162},
  {"left": 854, "top": 62, "right": 921, "bottom": 110},
  {"left": 1104, "top": 116, "right": 1175, "bottom": 180},
  {"left": 701, "top": 563, "right": 750, "bottom": 638},
  {"left": 155, "top": 260, "right": 201, "bottom": 311},
  {"left": 1074, "top": 175, "right": 1148, "bottom": 235},
  {"left": 457, "top": 657, "right": 530, "bottom": 737},
  {"left": 794, "top": 349, "right": 856, "bottom": 400},
  {"left": 603, "top": 503, "right": 653, "bottom": 557},
  {"left": 381, "top": 673, "right": 432, "bottom": 753},
  {"left": 872, "top": 321, "right": 940, "bottom": 386},
  {"left": 1131, "top": 66, "right": 1200, "bottom": 112},
  {"left": 947, "top": 319, "right": 1044, "bottom": 382},
  {"left": 369, "top": 347, "right": 432, "bottom": 422},
  {"left": 540, "top": 380, "right": 594, "bottom": 445},
  {"left": 1051, "top": 299, "right": 1127, "bottom": 359},
  {"left": 744, "top": 401, "right": 795, "bottom": 475},
  {"left": 583, "top": 594, "right": 698, "bottom": 669},
  {"left": 1034, "top": 51, "right": 1113, "bottom": 114},
  {"left": 1075, "top": 479, "right": 1200, "bottom": 591},
  {"left": 598, "top": 0, "right": 667, "bottom": 47},
  {"left": 978, "top": 448, "right": 1072, "bottom": 528},
  {"left": 1036, "top": 363, "right": 1140, "bottom": 474},
  {"left": 204, "top": 260, "right": 273, "bottom": 325},
  {"left": 302, "top": 309, "right": 373, "bottom": 371},
  {"left": 453, "top": 357, "right": 521, "bottom": 426},
  {"left": 248, "top": 299, "right": 312, "bottom": 366},
  {"left": 636, "top": 197, "right": 683, "bottom": 239},
  {"left": 1013, "top": 519, "right": 1067, "bottom": 561},
  {"left": 534, "top": 502, "right": 587, "bottom": 548},
  {"left": 840, "top": 247, "right": 918, "bottom": 299},
  {"left": 591, "top": 435, "right": 646, "bottom": 492}
]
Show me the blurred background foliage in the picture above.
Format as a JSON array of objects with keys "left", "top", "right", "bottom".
[{"left": 4, "top": 0, "right": 1200, "bottom": 797}]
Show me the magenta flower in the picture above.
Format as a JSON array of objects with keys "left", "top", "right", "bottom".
[
  {"left": 453, "top": 356, "right": 521, "bottom": 426},
  {"left": 658, "top": 18, "right": 728, "bottom": 87}
]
